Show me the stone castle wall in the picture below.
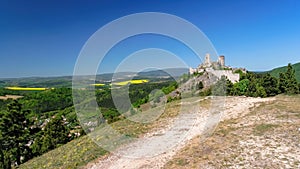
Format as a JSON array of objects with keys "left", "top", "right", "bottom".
[{"left": 207, "top": 69, "right": 240, "bottom": 83}]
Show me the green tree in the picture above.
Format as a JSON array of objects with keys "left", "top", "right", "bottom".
[
  {"left": 0, "top": 100, "right": 31, "bottom": 167},
  {"left": 244, "top": 73, "right": 260, "bottom": 97},
  {"left": 254, "top": 84, "right": 267, "bottom": 98},
  {"left": 0, "top": 147, "right": 11, "bottom": 169},
  {"left": 102, "top": 108, "right": 121, "bottom": 124},
  {"left": 30, "top": 132, "right": 43, "bottom": 156},
  {"left": 162, "top": 81, "right": 178, "bottom": 95},
  {"left": 196, "top": 81, "right": 204, "bottom": 90},
  {"left": 278, "top": 72, "right": 287, "bottom": 93},
  {"left": 234, "top": 69, "right": 246, "bottom": 80},
  {"left": 39, "top": 116, "right": 70, "bottom": 153},
  {"left": 278, "top": 64, "right": 299, "bottom": 94},
  {"left": 212, "top": 76, "right": 229, "bottom": 96},
  {"left": 285, "top": 64, "right": 299, "bottom": 94},
  {"left": 261, "top": 74, "right": 279, "bottom": 96},
  {"left": 232, "top": 79, "right": 249, "bottom": 96},
  {"left": 225, "top": 79, "right": 234, "bottom": 95}
]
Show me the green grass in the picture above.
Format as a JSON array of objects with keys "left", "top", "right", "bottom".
[
  {"left": 175, "top": 158, "right": 189, "bottom": 166},
  {"left": 19, "top": 135, "right": 107, "bottom": 169},
  {"left": 253, "top": 123, "right": 279, "bottom": 136}
]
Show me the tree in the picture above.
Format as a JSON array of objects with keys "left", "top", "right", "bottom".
[
  {"left": 254, "top": 84, "right": 267, "bottom": 98},
  {"left": 212, "top": 76, "right": 228, "bottom": 96},
  {"left": 278, "top": 72, "right": 287, "bottom": 94},
  {"left": 232, "top": 79, "right": 249, "bottom": 96},
  {"left": 102, "top": 108, "right": 121, "bottom": 124},
  {"left": 234, "top": 69, "right": 246, "bottom": 80},
  {"left": 0, "top": 100, "right": 31, "bottom": 167},
  {"left": 39, "top": 116, "right": 70, "bottom": 153},
  {"left": 244, "top": 72, "right": 258, "bottom": 97},
  {"left": 0, "top": 146, "right": 11, "bottom": 169},
  {"left": 30, "top": 132, "right": 43, "bottom": 157},
  {"left": 285, "top": 64, "right": 299, "bottom": 94},
  {"left": 261, "top": 74, "right": 279, "bottom": 96},
  {"left": 278, "top": 64, "right": 299, "bottom": 94},
  {"left": 225, "top": 79, "right": 234, "bottom": 95},
  {"left": 196, "top": 81, "right": 204, "bottom": 90}
]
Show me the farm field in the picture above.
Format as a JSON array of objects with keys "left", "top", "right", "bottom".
[
  {"left": 91, "top": 79, "right": 149, "bottom": 87},
  {"left": 113, "top": 79, "right": 149, "bottom": 86},
  {"left": 0, "top": 95, "right": 23, "bottom": 100},
  {"left": 5, "top": 87, "right": 49, "bottom": 91}
]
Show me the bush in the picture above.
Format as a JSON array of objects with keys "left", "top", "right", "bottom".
[
  {"left": 254, "top": 85, "right": 267, "bottom": 98},
  {"left": 199, "top": 88, "right": 212, "bottom": 96}
]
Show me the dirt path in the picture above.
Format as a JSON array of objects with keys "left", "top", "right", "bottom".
[
  {"left": 164, "top": 95, "right": 300, "bottom": 169},
  {"left": 86, "top": 97, "right": 274, "bottom": 169}
]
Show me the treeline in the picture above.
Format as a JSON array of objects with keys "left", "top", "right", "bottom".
[
  {"left": 212, "top": 63, "right": 299, "bottom": 97},
  {"left": 96, "top": 80, "right": 178, "bottom": 110}
]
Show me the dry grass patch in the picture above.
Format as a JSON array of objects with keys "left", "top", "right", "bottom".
[{"left": 253, "top": 123, "right": 279, "bottom": 136}]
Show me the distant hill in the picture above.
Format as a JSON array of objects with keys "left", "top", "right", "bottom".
[
  {"left": 266, "top": 62, "right": 300, "bottom": 82},
  {"left": 0, "top": 68, "right": 188, "bottom": 88},
  {"left": 137, "top": 68, "right": 188, "bottom": 77}
]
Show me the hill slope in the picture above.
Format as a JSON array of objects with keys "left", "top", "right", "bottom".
[
  {"left": 164, "top": 95, "right": 300, "bottom": 168},
  {"left": 267, "top": 62, "right": 300, "bottom": 82}
]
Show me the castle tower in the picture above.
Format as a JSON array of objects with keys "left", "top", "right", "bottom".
[
  {"left": 218, "top": 55, "right": 225, "bottom": 67},
  {"left": 204, "top": 53, "right": 211, "bottom": 67}
]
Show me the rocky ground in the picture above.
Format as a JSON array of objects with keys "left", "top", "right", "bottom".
[
  {"left": 164, "top": 95, "right": 300, "bottom": 169},
  {"left": 84, "top": 96, "right": 286, "bottom": 169}
]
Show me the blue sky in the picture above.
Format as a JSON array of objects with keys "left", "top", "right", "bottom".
[{"left": 0, "top": 0, "right": 299, "bottom": 78}]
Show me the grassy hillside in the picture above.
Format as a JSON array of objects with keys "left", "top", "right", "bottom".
[
  {"left": 268, "top": 62, "right": 300, "bottom": 82},
  {"left": 19, "top": 135, "right": 106, "bottom": 169},
  {"left": 19, "top": 99, "right": 200, "bottom": 168}
]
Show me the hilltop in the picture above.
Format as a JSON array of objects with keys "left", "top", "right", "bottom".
[{"left": 267, "top": 62, "right": 300, "bottom": 82}]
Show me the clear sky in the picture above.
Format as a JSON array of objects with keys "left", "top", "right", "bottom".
[{"left": 0, "top": 0, "right": 299, "bottom": 78}]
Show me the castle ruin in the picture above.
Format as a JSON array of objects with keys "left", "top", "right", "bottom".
[{"left": 189, "top": 54, "right": 243, "bottom": 83}]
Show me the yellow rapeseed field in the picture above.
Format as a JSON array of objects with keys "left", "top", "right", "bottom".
[
  {"left": 5, "top": 87, "right": 48, "bottom": 91},
  {"left": 90, "top": 84, "right": 106, "bottom": 86},
  {"left": 113, "top": 79, "right": 149, "bottom": 86}
]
